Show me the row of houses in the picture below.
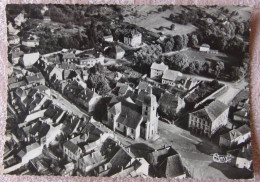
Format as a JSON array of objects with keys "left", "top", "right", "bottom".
[{"left": 150, "top": 62, "right": 199, "bottom": 91}]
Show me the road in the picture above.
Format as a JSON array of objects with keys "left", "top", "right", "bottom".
[{"left": 47, "top": 87, "right": 248, "bottom": 179}]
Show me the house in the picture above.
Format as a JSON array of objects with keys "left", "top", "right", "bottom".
[
  {"left": 44, "top": 104, "right": 66, "bottom": 124},
  {"left": 63, "top": 140, "right": 82, "bottom": 161},
  {"left": 108, "top": 147, "right": 135, "bottom": 176},
  {"left": 78, "top": 54, "right": 104, "bottom": 68},
  {"left": 45, "top": 65, "right": 63, "bottom": 81},
  {"left": 61, "top": 162, "right": 75, "bottom": 176},
  {"left": 150, "top": 62, "right": 168, "bottom": 79},
  {"left": 17, "top": 142, "right": 43, "bottom": 164},
  {"left": 199, "top": 44, "right": 210, "bottom": 52},
  {"left": 227, "top": 143, "right": 252, "bottom": 170},
  {"left": 219, "top": 125, "right": 251, "bottom": 148},
  {"left": 106, "top": 88, "right": 158, "bottom": 140},
  {"left": 62, "top": 52, "right": 77, "bottom": 62},
  {"left": 9, "top": 46, "right": 24, "bottom": 64},
  {"left": 106, "top": 45, "right": 125, "bottom": 59},
  {"left": 233, "top": 109, "right": 250, "bottom": 124},
  {"left": 111, "top": 158, "right": 149, "bottom": 178},
  {"left": 25, "top": 72, "right": 45, "bottom": 86},
  {"left": 76, "top": 88, "right": 102, "bottom": 113},
  {"left": 8, "top": 35, "right": 20, "bottom": 45},
  {"left": 78, "top": 150, "right": 105, "bottom": 176},
  {"left": 112, "top": 82, "right": 134, "bottom": 97},
  {"left": 21, "top": 52, "right": 40, "bottom": 68},
  {"left": 124, "top": 29, "right": 142, "bottom": 47},
  {"left": 158, "top": 92, "right": 185, "bottom": 121},
  {"left": 158, "top": 154, "right": 186, "bottom": 179},
  {"left": 188, "top": 100, "right": 229, "bottom": 138},
  {"left": 162, "top": 69, "right": 183, "bottom": 86},
  {"left": 136, "top": 81, "right": 151, "bottom": 94},
  {"left": 104, "top": 35, "right": 113, "bottom": 42},
  {"left": 147, "top": 146, "right": 186, "bottom": 178},
  {"left": 22, "top": 39, "right": 39, "bottom": 47}
]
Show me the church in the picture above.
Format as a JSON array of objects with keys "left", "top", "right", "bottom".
[{"left": 105, "top": 87, "right": 159, "bottom": 140}]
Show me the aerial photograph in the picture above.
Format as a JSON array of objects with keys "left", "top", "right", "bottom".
[{"left": 4, "top": 4, "right": 253, "bottom": 179}]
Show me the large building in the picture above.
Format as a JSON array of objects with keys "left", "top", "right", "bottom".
[
  {"left": 150, "top": 62, "right": 168, "bottom": 79},
  {"left": 124, "top": 29, "right": 142, "bottom": 47},
  {"left": 106, "top": 88, "right": 158, "bottom": 140},
  {"left": 188, "top": 100, "right": 229, "bottom": 138}
]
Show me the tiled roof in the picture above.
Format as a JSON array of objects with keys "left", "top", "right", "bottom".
[
  {"left": 191, "top": 100, "right": 229, "bottom": 123},
  {"left": 63, "top": 140, "right": 80, "bottom": 154},
  {"left": 162, "top": 69, "right": 183, "bottom": 81},
  {"left": 158, "top": 92, "right": 178, "bottom": 108},
  {"left": 25, "top": 72, "right": 44, "bottom": 84},
  {"left": 151, "top": 62, "right": 168, "bottom": 71},
  {"left": 159, "top": 154, "right": 185, "bottom": 178},
  {"left": 62, "top": 52, "right": 76, "bottom": 59}
]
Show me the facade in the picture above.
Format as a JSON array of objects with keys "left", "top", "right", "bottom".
[
  {"left": 63, "top": 140, "right": 82, "bottom": 161},
  {"left": 78, "top": 54, "right": 104, "bottom": 68},
  {"left": 150, "top": 62, "right": 168, "bottom": 79},
  {"left": 106, "top": 89, "right": 158, "bottom": 140},
  {"left": 22, "top": 40, "right": 39, "bottom": 47},
  {"left": 103, "top": 35, "right": 113, "bottom": 42},
  {"left": 107, "top": 45, "right": 125, "bottom": 59},
  {"left": 76, "top": 88, "right": 102, "bottom": 113},
  {"left": 199, "top": 44, "right": 210, "bottom": 52},
  {"left": 124, "top": 30, "right": 142, "bottom": 47},
  {"left": 8, "top": 35, "right": 20, "bottom": 45},
  {"left": 219, "top": 125, "right": 251, "bottom": 148},
  {"left": 188, "top": 100, "right": 229, "bottom": 138},
  {"left": 158, "top": 92, "right": 185, "bottom": 121},
  {"left": 62, "top": 53, "right": 77, "bottom": 62},
  {"left": 162, "top": 69, "right": 183, "bottom": 86}
]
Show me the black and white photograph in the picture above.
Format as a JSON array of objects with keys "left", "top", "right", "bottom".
[{"left": 4, "top": 4, "right": 253, "bottom": 179}]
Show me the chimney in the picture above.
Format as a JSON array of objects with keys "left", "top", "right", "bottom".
[
  {"left": 104, "top": 163, "right": 108, "bottom": 170},
  {"left": 121, "top": 166, "right": 124, "bottom": 172},
  {"left": 36, "top": 73, "right": 39, "bottom": 78},
  {"left": 91, "top": 152, "right": 94, "bottom": 158},
  {"left": 163, "top": 144, "right": 166, "bottom": 149},
  {"left": 127, "top": 147, "right": 131, "bottom": 153}
]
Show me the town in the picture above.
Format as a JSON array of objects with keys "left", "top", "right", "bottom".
[{"left": 4, "top": 4, "right": 253, "bottom": 179}]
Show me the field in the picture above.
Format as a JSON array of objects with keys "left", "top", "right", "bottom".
[
  {"left": 122, "top": 6, "right": 197, "bottom": 36},
  {"left": 180, "top": 48, "right": 241, "bottom": 66}
]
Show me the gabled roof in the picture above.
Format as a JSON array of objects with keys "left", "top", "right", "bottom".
[
  {"left": 78, "top": 88, "right": 100, "bottom": 103},
  {"left": 158, "top": 92, "right": 179, "bottom": 108},
  {"left": 136, "top": 81, "right": 150, "bottom": 91},
  {"left": 191, "top": 100, "right": 229, "bottom": 123},
  {"left": 22, "top": 52, "right": 40, "bottom": 67},
  {"left": 63, "top": 140, "right": 80, "bottom": 154},
  {"left": 151, "top": 62, "right": 168, "bottom": 71},
  {"left": 26, "top": 142, "right": 41, "bottom": 152},
  {"left": 159, "top": 154, "right": 185, "bottom": 178},
  {"left": 114, "top": 45, "right": 125, "bottom": 53},
  {"left": 25, "top": 72, "right": 44, "bottom": 84},
  {"left": 79, "top": 150, "right": 104, "bottom": 166},
  {"left": 62, "top": 52, "right": 76, "bottom": 59},
  {"left": 162, "top": 69, "right": 183, "bottom": 81},
  {"left": 201, "top": 44, "right": 210, "bottom": 48}
]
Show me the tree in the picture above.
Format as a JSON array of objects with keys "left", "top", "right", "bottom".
[
  {"left": 173, "top": 35, "right": 183, "bottom": 50},
  {"left": 231, "top": 66, "right": 245, "bottom": 80},
  {"left": 164, "top": 53, "right": 189, "bottom": 71},
  {"left": 170, "top": 24, "right": 175, "bottom": 30},
  {"left": 188, "top": 34, "right": 198, "bottom": 47},
  {"left": 164, "top": 37, "right": 174, "bottom": 53}
]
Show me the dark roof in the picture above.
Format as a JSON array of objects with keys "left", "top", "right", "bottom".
[
  {"left": 62, "top": 52, "right": 76, "bottom": 59},
  {"left": 108, "top": 147, "right": 134, "bottom": 176},
  {"left": 149, "top": 146, "right": 177, "bottom": 165},
  {"left": 191, "top": 100, "right": 229, "bottom": 122},
  {"left": 158, "top": 92, "right": 178, "bottom": 108},
  {"left": 78, "top": 88, "right": 100, "bottom": 103},
  {"left": 136, "top": 90, "right": 157, "bottom": 106},
  {"left": 63, "top": 140, "right": 80, "bottom": 153},
  {"left": 159, "top": 154, "right": 185, "bottom": 178},
  {"left": 8, "top": 80, "right": 27, "bottom": 90},
  {"left": 25, "top": 72, "right": 44, "bottom": 84},
  {"left": 116, "top": 100, "right": 143, "bottom": 129}
]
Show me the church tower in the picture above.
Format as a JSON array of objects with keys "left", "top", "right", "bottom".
[{"left": 141, "top": 87, "right": 158, "bottom": 140}]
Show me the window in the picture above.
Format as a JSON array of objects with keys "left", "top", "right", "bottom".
[
  {"left": 131, "top": 129, "right": 134, "bottom": 133},
  {"left": 118, "top": 123, "right": 120, "bottom": 127}
]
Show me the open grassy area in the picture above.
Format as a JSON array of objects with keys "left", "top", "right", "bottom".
[
  {"left": 182, "top": 48, "right": 241, "bottom": 66},
  {"left": 122, "top": 6, "right": 197, "bottom": 36}
]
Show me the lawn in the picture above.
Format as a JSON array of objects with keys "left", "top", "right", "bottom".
[
  {"left": 123, "top": 6, "right": 197, "bottom": 36},
  {"left": 181, "top": 48, "right": 242, "bottom": 66}
]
